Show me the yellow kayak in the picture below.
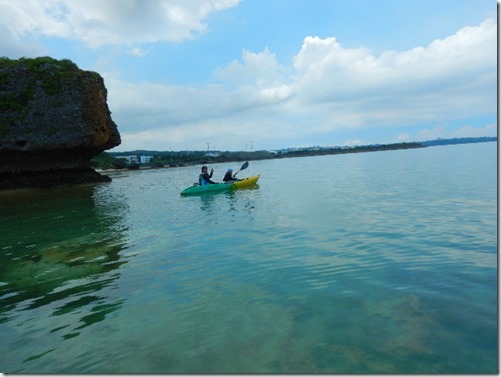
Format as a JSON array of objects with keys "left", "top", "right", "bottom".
[{"left": 231, "top": 175, "right": 260, "bottom": 189}]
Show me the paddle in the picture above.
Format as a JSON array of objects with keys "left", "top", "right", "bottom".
[{"left": 233, "top": 161, "right": 249, "bottom": 177}]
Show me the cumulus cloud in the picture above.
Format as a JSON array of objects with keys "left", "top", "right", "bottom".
[
  {"left": 286, "top": 18, "right": 497, "bottom": 135},
  {"left": 108, "top": 17, "right": 496, "bottom": 150},
  {"left": 216, "top": 48, "right": 291, "bottom": 88},
  {"left": 0, "top": 0, "right": 240, "bottom": 48},
  {"left": 293, "top": 18, "right": 496, "bottom": 101},
  {"left": 1, "top": 0, "right": 493, "bottom": 151}
]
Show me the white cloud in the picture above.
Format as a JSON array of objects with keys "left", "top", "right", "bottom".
[
  {"left": 128, "top": 47, "right": 150, "bottom": 57},
  {"left": 414, "top": 123, "right": 497, "bottom": 141},
  {"left": 3, "top": 1, "right": 492, "bottom": 151},
  {"left": 116, "top": 115, "right": 301, "bottom": 152},
  {"left": 107, "top": 17, "right": 496, "bottom": 150},
  {"left": 0, "top": 0, "right": 240, "bottom": 48},
  {"left": 292, "top": 18, "right": 496, "bottom": 101},
  {"left": 216, "top": 48, "right": 290, "bottom": 88},
  {"left": 450, "top": 123, "right": 497, "bottom": 138},
  {"left": 0, "top": 21, "right": 47, "bottom": 57},
  {"left": 286, "top": 18, "right": 496, "bottom": 132}
]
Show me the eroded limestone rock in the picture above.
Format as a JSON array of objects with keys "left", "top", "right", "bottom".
[{"left": 0, "top": 57, "right": 121, "bottom": 189}]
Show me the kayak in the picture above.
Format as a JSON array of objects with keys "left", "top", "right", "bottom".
[
  {"left": 180, "top": 175, "right": 260, "bottom": 196},
  {"left": 230, "top": 175, "right": 260, "bottom": 189}
]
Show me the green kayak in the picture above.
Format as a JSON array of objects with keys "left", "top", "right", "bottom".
[{"left": 180, "top": 175, "right": 260, "bottom": 196}]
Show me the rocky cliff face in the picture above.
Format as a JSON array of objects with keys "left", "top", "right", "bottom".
[{"left": 0, "top": 57, "right": 121, "bottom": 189}]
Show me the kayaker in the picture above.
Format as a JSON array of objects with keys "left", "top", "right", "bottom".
[
  {"left": 199, "top": 166, "right": 216, "bottom": 185},
  {"left": 222, "top": 168, "right": 239, "bottom": 182}
]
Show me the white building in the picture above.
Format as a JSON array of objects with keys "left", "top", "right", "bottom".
[
  {"left": 140, "top": 155, "right": 154, "bottom": 163},
  {"left": 120, "top": 155, "right": 139, "bottom": 163},
  {"left": 205, "top": 152, "right": 221, "bottom": 158}
]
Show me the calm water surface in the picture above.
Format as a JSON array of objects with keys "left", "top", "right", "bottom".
[{"left": 0, "top": 143, "right": 497, "bottom": 373}]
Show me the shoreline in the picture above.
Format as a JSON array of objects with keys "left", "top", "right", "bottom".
[
  {"left": 98, "top": 138, "right": 497, "bottom": 174},
  {"left": 100, "top": 142, "right": 426, "bottom": 173}
]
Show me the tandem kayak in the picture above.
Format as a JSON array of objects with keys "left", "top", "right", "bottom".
[{"left": 180, "top": 175, "right": 260, "bottom": 196}]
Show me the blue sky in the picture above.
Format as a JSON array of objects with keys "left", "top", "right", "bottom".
[{"left": 0, "top": 0, "right": 497, "bottom": 151}]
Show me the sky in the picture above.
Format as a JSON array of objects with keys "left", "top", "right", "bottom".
[{"left": 0, "top": 0, "right": 497, "bottom": 152}]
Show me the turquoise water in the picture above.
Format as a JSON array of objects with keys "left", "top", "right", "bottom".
[{"left": 0, "top": 143, "right": 497, "bottom": 373}]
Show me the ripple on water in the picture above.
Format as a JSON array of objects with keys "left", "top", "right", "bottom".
[{"left": 0, "top": 144, "right": 497, "bottom": 373}]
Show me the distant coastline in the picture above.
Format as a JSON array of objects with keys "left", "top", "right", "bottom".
[
  {"left": 419, "top": 136, "right": 497, "bottom": 147},
  {"left": 94, "top": 137, "right": 497, "bottom": 171}
]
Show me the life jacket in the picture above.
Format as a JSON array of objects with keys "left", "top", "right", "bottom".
[{"left": 199, "top": 174, "right": 207, "bottom": 186}]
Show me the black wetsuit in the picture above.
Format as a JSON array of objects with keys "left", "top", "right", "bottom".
[
  {"left": 223, "top": 171, "right": 236, "bottom": 182},
  {"left": 199, "top": 171, "right": 216, "bottom": 185}
]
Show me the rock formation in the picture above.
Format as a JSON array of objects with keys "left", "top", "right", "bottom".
[{"left": 0, "top": 57, "right": 121, "bottom": 189}]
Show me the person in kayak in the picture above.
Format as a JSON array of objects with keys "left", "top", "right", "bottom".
[
  {"left": 222, "top": 168, "right": 240, "bottom": 182},
  {"left": 199, "top": 166, "right": 216, "bottom": 185}
]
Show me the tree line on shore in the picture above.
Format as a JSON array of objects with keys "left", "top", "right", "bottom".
[{"left": 90, "top": 137, "right": 496, "bottom": 170}]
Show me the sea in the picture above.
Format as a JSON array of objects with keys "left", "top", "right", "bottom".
[{"left": 0, "top": 142, "right": 497, "bottom": 373}]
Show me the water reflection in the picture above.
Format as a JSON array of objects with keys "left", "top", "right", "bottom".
[
  {"left": 198, "top": 192, "right": 218, "bottom": 210},
  {"left": 0, "top": 184, "right": 129, "bottom": 343},
  {"left": 197, "top": 185, "right": 260, "bottom": 213}
]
